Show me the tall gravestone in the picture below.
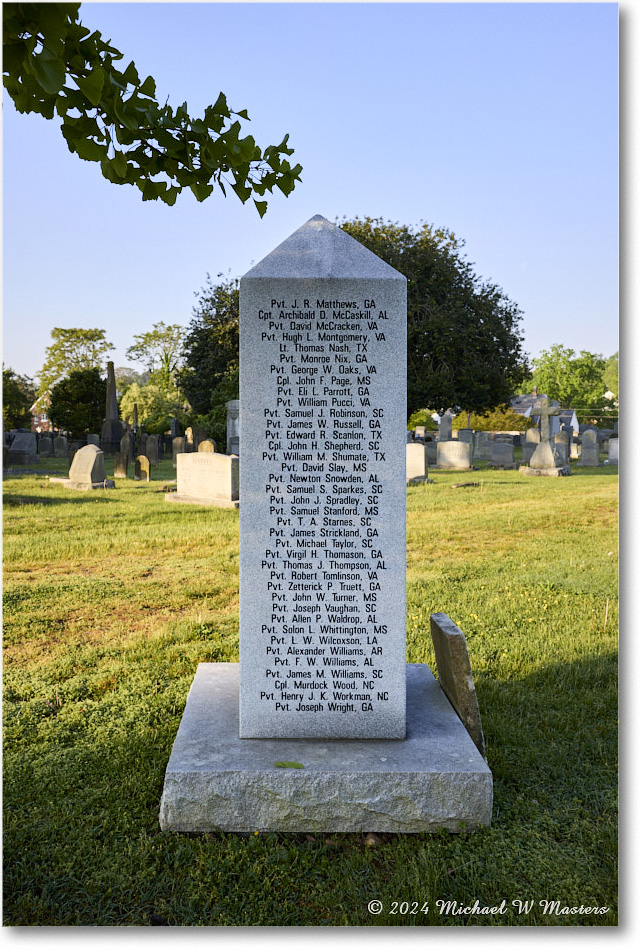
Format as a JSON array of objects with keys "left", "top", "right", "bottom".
[
  {"left": 159, "top": 216, "right": 492, "bottom": 833},
  {"left": 226, "top": 400, "right": 240, "bottom": 455},
  {"left": 239, "top": 215, "right": 407, "bottom": 739},
  {"left": 522, "top": 396, "right": 570, "bottom": 476},
  {"left": 101, "top": 361, "right": 123, "bottom": 452}
]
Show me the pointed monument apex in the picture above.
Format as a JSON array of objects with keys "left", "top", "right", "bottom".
[{"left": 242, "top": 215, "right": 405, "bottom": 280}]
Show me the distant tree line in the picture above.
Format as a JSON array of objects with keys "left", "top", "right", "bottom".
[{"left": 14, "top": 219, "right": 617, "bottom": 440}]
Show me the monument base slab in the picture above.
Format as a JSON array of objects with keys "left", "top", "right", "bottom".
[
  {"left": 519, "top": 465, "right": 571, "bottom": 477},
  {"left": 49, "top": 477, "right": 115, "bottom": 490},
  {"left": 165, "top": 493, "right": 239, "bottom": 509},
  {"left": 159, "top": 663, "right": 492, "bottom": 834}
]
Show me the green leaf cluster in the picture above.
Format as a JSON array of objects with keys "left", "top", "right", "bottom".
[
  {"left": 118, "top": 380, "right": 190, "bottom": 435},
  {"left": 48, "top": 366, "right": 106, "bottom": 436},
  {"left": 125, "top": 322, "right": 185, "bottom": 388},
  {"left": 3, "top": 3, "right": 302, "bottom": 213},
  {"left": 177, "top": 274, "right": 240, "bottom": 434},
  {"left": 339, "top": 217, "right": 530, "bottom": 418},
  {"left": 530, "top": 345, "right": 608, "bottom": 412},
  {"left": 450, "top": 407, "right": 533, "bottom": 432},
  {"left": 38, "top": 327, "right": 114, "bottom": 396}
]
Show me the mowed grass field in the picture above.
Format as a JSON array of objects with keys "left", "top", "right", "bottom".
[{"left": 2, "top": 457, "right": 618, "bottom": 926}]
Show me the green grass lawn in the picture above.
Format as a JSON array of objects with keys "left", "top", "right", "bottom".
[{"left": 2, "top": 457, "right": 618, "bottom": 926}]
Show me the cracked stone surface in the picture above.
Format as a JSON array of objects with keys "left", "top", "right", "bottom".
[{"left": 159, "top": 663, "right": 492, "bottom": 833}]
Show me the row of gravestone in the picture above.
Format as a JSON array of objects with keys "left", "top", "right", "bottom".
[
  {"left": 407, "top": 430, "right": 619, "bottom": 478},
  {"left": 409, "top": 425, "right": 617, "bottom": 447}
]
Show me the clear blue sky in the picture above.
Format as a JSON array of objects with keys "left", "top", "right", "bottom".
[{"left": 3, "top": 1, "right": 621, "bottom": 383}]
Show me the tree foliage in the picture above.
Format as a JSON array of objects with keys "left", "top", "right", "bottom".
[
  {"left": 3, "top": 3, "right": 302, "bottom": 213},
  {"left": 178, "top": 274, "right": 239, "bottom": 416},
  {"left": 38, "top": 326, "right": 114, "bottom": 395},
  {"left": 530, "top": 345, "right": 608, "bottom": 413},
  {"left": 114, "top": 365, "right": 149, "bottom": 393},
  {"left": 603, "top": 351, "right": 618, "bottom": 399},
  {"left": 338, "top": 218, "right": 529, "bottom": 417},
  {"left": 48, "top": 366, "right": 106, "bottom": 436},
  {"left": 3, "top": 366, "right": 35, "bottom": 429},
  {"left": 119, "top": 380, "right": 189, "bottom": 434},
  {"left": 126, "top": 322, "right": 184, "bottom": 388}
]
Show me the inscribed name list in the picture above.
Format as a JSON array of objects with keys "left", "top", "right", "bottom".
[{"left": 239, "top": 217, "right": 407, "bottom": 738}]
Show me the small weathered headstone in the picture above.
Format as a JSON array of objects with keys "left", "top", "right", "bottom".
[
  {"left": 606, "top": 438, "right": 619, "bottom": 465},
  {"left": 437, "top": 441, "right": 473, "bottom": 469},
  {"left": 172, "top": 436, "right": 187, "bottom": 467},
  {"left": 430, "top": 613, "right": 486, "bottom": 758},
  {"left": 146, "top": 435, "right": 159, "bottom": 465},
  {"left": 87, "top": 434, "right": 100, "bottom": 446},
  {"left": 457, "top": 428, "right": 474, "bottom": 444},
  {"left": 578, "top": 429, "right": 600, "bottom": 467},
  {"left": 166, "top": 453, "right": 239, "bottom": 507},
  {"left": 113, "top": 451, "right": 128, "bottom": 478},
  {"left": 406, "top": 442, "right": 430, "bottom": 482},
  {"left": 198, "top": 439, "right": 217, "bottom": 453},
  {"left": 68, "top": 441, "right": 81, "bottom": 464},
  {"left": 438, "top": 412, "right": 453, "bottom": 442},
  {"left": 38, "top": 436, "right": 53, "bottom": 458},
  {"left": 553, "top": 432, "right": 570, "bottom": 464},
  {"left": 414, "top": 425, "right": 426, "bottom": 441},
  {"left": 66, "top": 444, "right": 114, "bottom": 489},
  {"left": 53, "top": 435, "right": 68, "bottom": 458},
  {"left": 524, "top": 428, "right": 541, "bottom": 444},
  {"left": 184, "top": 427, "right": 196, "bottom": 451},
  {"left": 8, "top": 432, "right": 38, "bottom": 465},
  {"left": 490, "top": 442, "right": 515, "bottom": 468},
  {"left": 120, "top": 431, "right": 135, "bottom": 465},
  {"left": 135, "top": 455, "right": 151, "bottom": 482}
]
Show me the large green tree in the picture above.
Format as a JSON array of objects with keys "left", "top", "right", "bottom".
[
  {"left": 48, "top": 366, "right": 106, "bottom": 436},
  {"left": 339, "top": 218, "right": 529, "bottom": 417},
  {"left": 530, "top": 345, "right": 607, "bottom": 413},
  {"left": 38, "top": 326, "right": 114, "bottom": 395},
  {"left": 119, "top": 380, "right": 189, "bottom": 435},
  {"left": 3, "top": 366, "right": 35, "bottom": 429},
  {"left": 178, "top": 274, "right": 239, "bottom": 414},
  {"left": 126, "top": 322, "right": 184, "bottom": 388},
  {"left": 3, "top": 3, "right": 302, "bottom": 213}
]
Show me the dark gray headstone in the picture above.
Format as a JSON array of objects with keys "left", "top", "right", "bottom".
[
  {"left": 8, "top": 431, "right": 38, "bottom": 465},
  {"left": 113, "top": 451, "right": 128, "bottom": 478},
  {"left": 38, "top": 436, "right": 53, "bottom": 458},
  {"left": 145, "top": 434, "right": 159, "bottom": 465},
  {"left": 53, "top": 435, "right": 68, "bottom": 458}
]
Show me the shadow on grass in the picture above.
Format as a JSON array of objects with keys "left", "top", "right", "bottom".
[
  {"left": 2, "top": 650, "right": 618, "bottom": 926},
  {"left": 2, "top": 489, "right": 118, "bottom": 507}
]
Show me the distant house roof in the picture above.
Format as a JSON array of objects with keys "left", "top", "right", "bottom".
[
  {"left": 510, "top": 394, "right": 578, "bottom": 431},
  {"left": 510, "top": 393, "right": 539, "bottom": 416}
]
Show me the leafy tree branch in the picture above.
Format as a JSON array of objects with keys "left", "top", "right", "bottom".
[{"left": 3, "top": 2, "right": 302, "bottom": 213}]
